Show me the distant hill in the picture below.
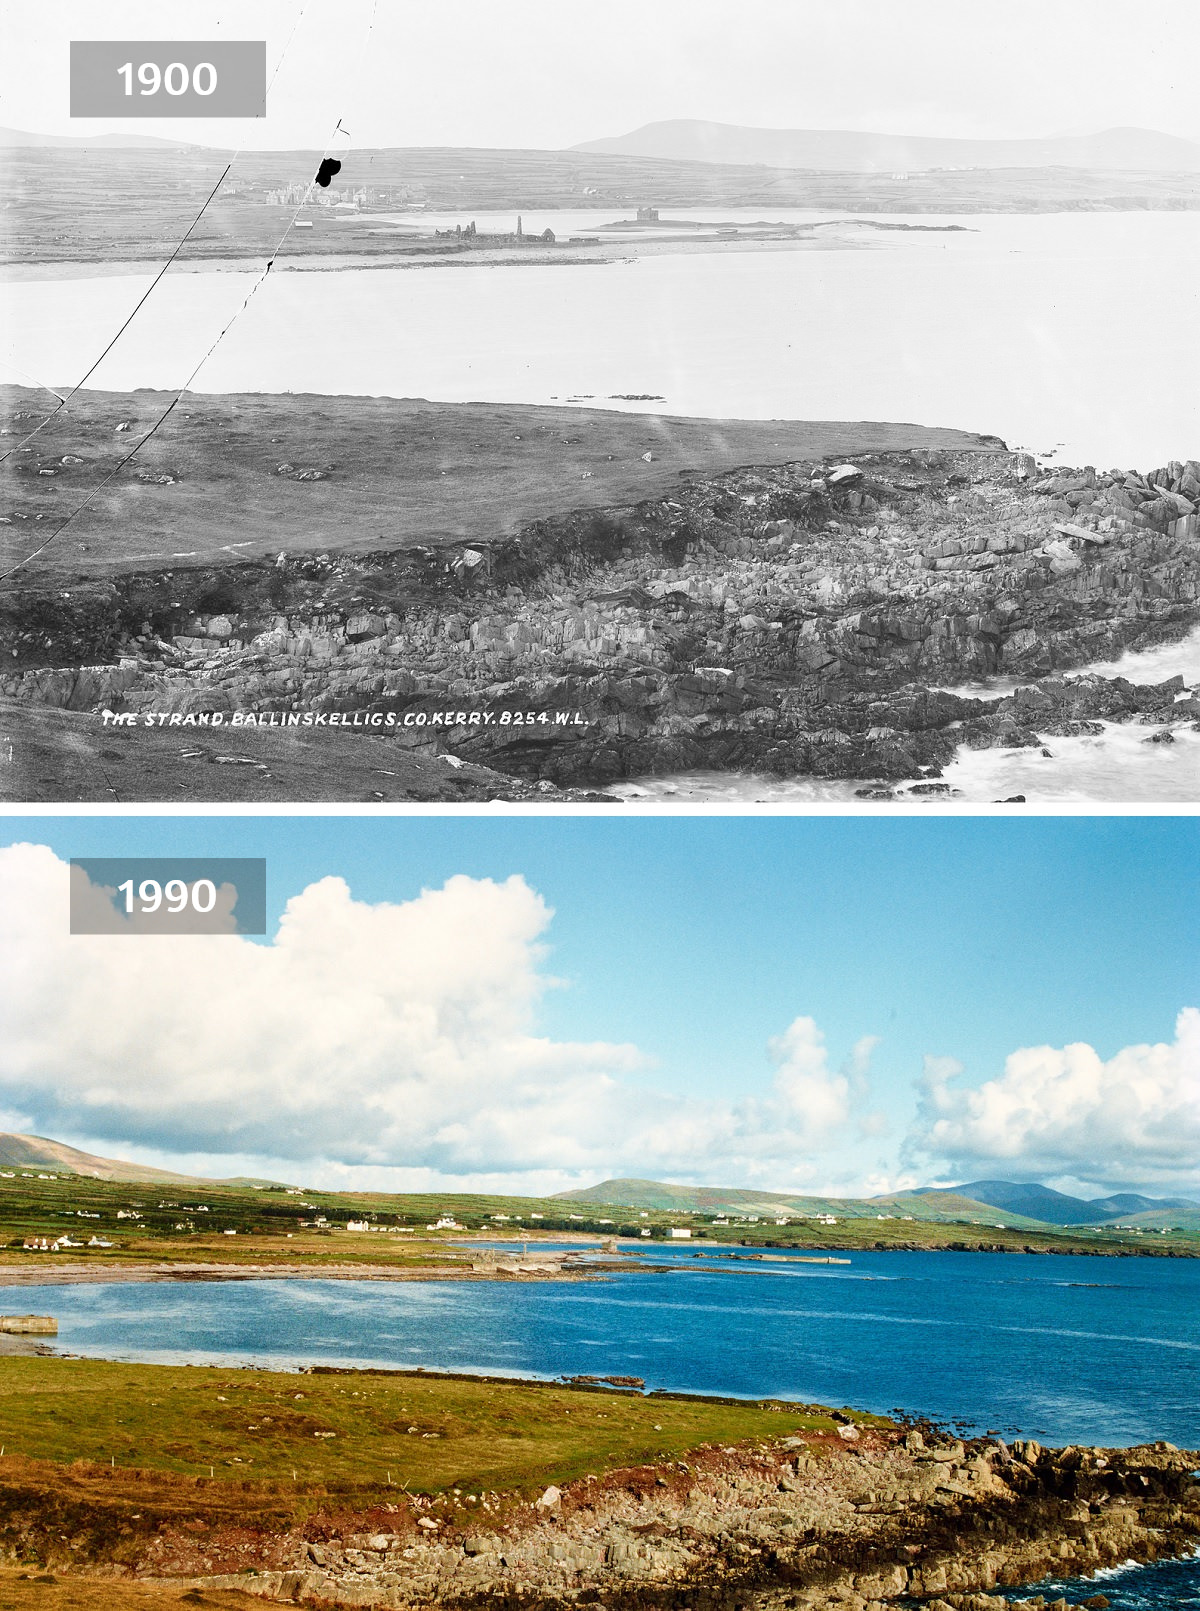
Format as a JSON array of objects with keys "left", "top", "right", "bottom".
[
  {"left": 0, "top": 126, "right": 199, "bottom": 151},
  {"left": 1085, "top": 1190, "right": 1200, "bottom": 1217},
  {"left": 931, "top": 1179, "right": 1199, "bottom": 1226},
  {"left": 554, "top": 1176, "right": 1197, "bottom": 1231},
  {"left": 573, "top": 121, "right": 1200, "bottom": 174},
  {"left": 0, "top": 1132, "right": 284, "bottom": 1188},
  {"left": 872, "top": 1189, "right": 1049, "bottom": 1231},
  {"left": 555, "top": 1177, "right": 849, "bottom": 1217},
  {"left": 552, "top": 1178, "right": 1047, "bottom": 1228},
  {"left": 1091, "top": 1206, "right": 1200, "bottom": 1232}
]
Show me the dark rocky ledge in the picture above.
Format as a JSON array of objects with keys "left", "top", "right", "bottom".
[{"left": 3, "top": 449, "right": 1198, "bottom": 796}]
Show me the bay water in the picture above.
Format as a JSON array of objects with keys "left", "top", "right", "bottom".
[
  {"left": 4, "top": 210, "right": 1197, "bottom": 801},
  {"left": 3, "top": 212, "right": 1197, "bottom": 472},
  {"left": 17, "top": 1247, "right": 1200, "bottom": 1447},
  {"left": 12, "top": 1246, "right": 1199, "bottom": 1603}
]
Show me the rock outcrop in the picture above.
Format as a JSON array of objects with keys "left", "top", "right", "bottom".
[
  {"left": 4, "top": 450, "right": 1198, "bottom": 793},
  {"left": 134, "top": 1432, "right": 1200, "bottom": 1608}
]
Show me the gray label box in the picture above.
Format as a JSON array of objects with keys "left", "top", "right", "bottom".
[
  {"left": 70, "top": 858, "right": 267, "bottom": 935},
  {"left": 71, "top": 41, "right": 265, "bottom": 118}
]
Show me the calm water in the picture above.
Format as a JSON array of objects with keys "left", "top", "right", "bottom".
[
  {"left": 17, "top": 1248, "right": 1200, "bottom": 1448},
  {"left": 3, "top": 212, "right": 1198, "bottom": 469}
]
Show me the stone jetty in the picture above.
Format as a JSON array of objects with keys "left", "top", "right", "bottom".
[{"left": 0, "top": 1315, "right": 56, "bottom": 1334}]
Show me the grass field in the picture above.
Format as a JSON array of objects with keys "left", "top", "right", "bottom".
[
  {"left": 0, "top": 702, "right": 556, "bottom": 806},
  {"left": 0, "top": 1359, "right": 879, "bottom": 1604},
  {"left": 0, "top": 1356, "right": 854, "bottom": 1494},
  {"left": 0, "top": 1172, "right": 1194, "bottom": 1273},
  {"left": 0, "top": 386, "right": 997, "bottom": 585}
]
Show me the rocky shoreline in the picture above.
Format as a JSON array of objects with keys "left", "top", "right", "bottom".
[
  {"left": 0, "top": 1255, "right": 632, "bottom": 1288},
  {"left": 4, "top": 445, "right": 1199, "bottom": 797},
  {"left": 81, "top": 1429, "right": 1200, "bottom": 1609}
]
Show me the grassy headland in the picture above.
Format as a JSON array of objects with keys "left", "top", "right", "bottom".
[
  {"left": 0, "top": 386, "right": 996, "bottom": 584},
  {"left": 0, "top": 1356, "right": 850, "bottom": 1493},
  {"left": 4, "top": 146, "right": 1196, "bottom": 271},
  {"left": 0, "top": 1358, "right": 1196, "bottom": 1611},
  {"left": 0, "top": 1172, "right": 1195, "bottom": 1283}
]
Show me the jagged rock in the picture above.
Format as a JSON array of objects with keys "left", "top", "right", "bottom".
[{"left": 6, "top": 448, "right": 1199, "bottom": 796}]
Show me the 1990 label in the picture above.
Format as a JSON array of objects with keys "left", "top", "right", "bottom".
[
  {"left": 69, "top": 858, "right": 267, "bottom": 935},
  {"left": 70, "top": 42, "right": 266, "bottom": 118}
]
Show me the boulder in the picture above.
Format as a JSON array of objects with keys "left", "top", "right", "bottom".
[
  {"left": 463, "top": 1533, "right": 501, "bottom": 1556},
  {"left": 345, "top": 613, "right": 386, "bottom": 642}
]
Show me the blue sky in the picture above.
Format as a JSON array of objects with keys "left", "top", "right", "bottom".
[{"left": 1, "top": 816, "right": 1197, "bottom": 1199}]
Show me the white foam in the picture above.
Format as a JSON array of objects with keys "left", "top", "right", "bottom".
[{"left": 615, "top": 721, "right": 1200, "bottom": 804}]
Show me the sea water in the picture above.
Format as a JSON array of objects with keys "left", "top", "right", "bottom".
[
  {"left": 613, "top": 720, "right": 1200, "bottom": 805},
  {"left": 14, "top": 1247, "right": 1200, "bottom": 1447},
  {"left": 5, "top": 212, "right": 1197, "bottom": 801},
  {"left": 1019, "top": 1552, "right": 1200, "bottom": 1608},
  {"left": 3, "top": 212, "right": 1198, "bottom": 471}
]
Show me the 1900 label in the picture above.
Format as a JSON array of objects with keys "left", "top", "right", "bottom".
[{"left": 70, "top": 41, "right": 266, "bottom": 118}]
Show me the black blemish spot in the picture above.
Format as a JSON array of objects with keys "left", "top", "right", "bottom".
[{"left": 315, "top": 158, "right": 342, "bottom": 188}]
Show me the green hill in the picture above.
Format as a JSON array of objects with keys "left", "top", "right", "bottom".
[
  {"left": 0, "top": 1132, "right": 285, "bottom": 1189},
  {"left": 554, "top": 1178, "right": 1055, "bottom": 1231}
]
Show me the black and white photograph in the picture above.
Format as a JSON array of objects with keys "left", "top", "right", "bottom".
[{"left": 0, "top": 0, "right": 1197, "bottom": 803}]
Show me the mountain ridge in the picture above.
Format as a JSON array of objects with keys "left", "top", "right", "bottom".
[
  {"left": 0, "top": 126, "right": 200, "bottom": 151},
  {"left": 572, "top": 121, "right": 1200, "bottom": 174},
  {"left": 0, "top": 1132, "right": 285, "bottom": 1188},
  {"left": 554, "top": 1175, "right": 1197, "bottom": 1228},
  {"left": 932, "top": 1178, "right": 1199, "bottom": 1225}
]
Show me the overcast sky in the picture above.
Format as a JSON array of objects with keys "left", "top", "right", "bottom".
[
  {"left": 3, "top": 0, "right": 1199, "bottom": 150},
  {"left": 1, "top": 817, "right": 1197, "bottom": 1203}
]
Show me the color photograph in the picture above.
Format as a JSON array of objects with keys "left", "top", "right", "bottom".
[{"left": 0, "top": 815, "right": 1196, "bottom": 1608}]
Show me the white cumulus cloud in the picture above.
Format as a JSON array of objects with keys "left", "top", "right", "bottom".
[
  {"left": 904, "top": 1010, "right": 1200, "bottom": 1193},
  {"left": 0, "top": 844, "right": 878, "bottom": 1191}
]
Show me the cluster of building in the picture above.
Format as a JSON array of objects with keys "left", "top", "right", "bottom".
[
  {"left": 433, "top": 217, "right": 556, "bottom": 247},
  {"left": 264, "top": 183, "right": 374, "bottom": 209},
  {"left": 21, "top": 1234, "right": 112, "bottom": 1251}
]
